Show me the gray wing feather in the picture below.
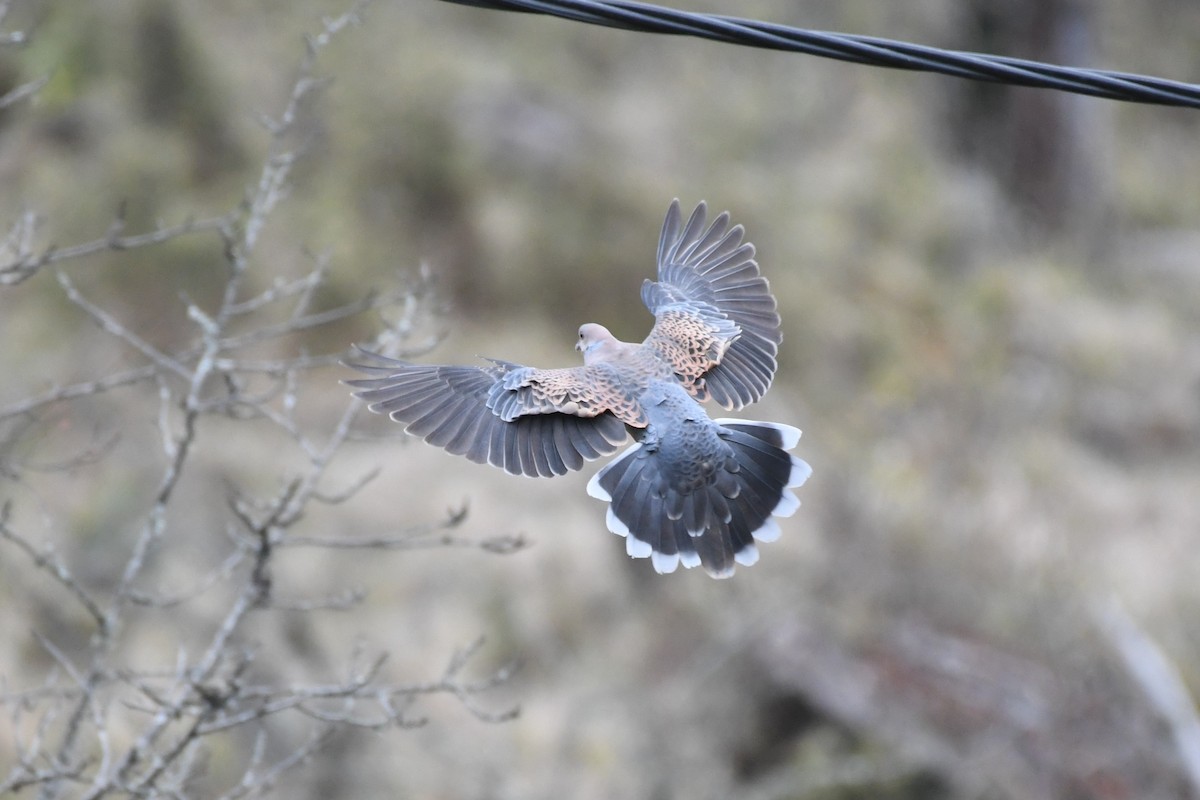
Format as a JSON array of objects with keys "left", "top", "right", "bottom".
[{"left": 345, "top": 350, "right": 627, "bottom": 478}]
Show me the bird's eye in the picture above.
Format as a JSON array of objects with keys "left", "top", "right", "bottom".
[{"left": 579, "top": 331, "right": 585, "bottom": 339}]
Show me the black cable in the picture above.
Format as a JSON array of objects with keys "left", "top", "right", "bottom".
[{"left": 440, "top": 0, "right": 1200, "bottom": 110}]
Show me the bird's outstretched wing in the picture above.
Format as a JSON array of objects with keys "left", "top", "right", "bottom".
[
  {"left": 345, "top": 350, "right": 629, "bottom": 478},
  {"left": 641, "top": 199, "right": 782, "bottom": 409}
]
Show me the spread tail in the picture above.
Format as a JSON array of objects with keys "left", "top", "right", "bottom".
[{"left": 586, "top": 419, "right": 811, "bottom": 578}]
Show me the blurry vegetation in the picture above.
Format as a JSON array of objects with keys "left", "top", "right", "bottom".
[{"left": 3, "top": 0, "right": 1200, "bottom": 798}]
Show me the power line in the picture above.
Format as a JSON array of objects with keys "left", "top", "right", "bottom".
[{"left": 440, "top": 0, "right": 1200, "bottom": 110}]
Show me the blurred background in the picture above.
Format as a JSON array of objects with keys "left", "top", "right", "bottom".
[{"left": 2, "top": 0, "right": 1200, "bottom": 797}]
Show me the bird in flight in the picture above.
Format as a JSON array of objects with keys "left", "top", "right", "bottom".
[{"left": 345, "top": 200, "right": 811, "bottom": 578}]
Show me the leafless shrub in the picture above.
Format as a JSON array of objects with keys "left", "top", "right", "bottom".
[{"left": 0, "top": 5, "right": 518, "bottom": 797}]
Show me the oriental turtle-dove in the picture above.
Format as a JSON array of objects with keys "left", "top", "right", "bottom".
[{"left": 345, "top": 200, "right": 811, "bottom": 577}]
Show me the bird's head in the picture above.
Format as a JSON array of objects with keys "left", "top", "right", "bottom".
[{"left": 576, "top": 323, "right": 618, "bottom": 363}]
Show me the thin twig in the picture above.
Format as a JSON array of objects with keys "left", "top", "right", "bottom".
[
  {"left": 0, "top": 502, "right": 108, "bottom": 633},
  {"left": 127, "top": 547, "right": 251, "bottom": 608},
  {"left": 283, "top": 530, "right": 529, "bottom": 554},
  {"left": 0, "top": 365, "right": 160, "bottom": 421},
  {"left": 1, "top": 213, "right": 234, "bottom": 286},
  {"left": 1093, "top": 597, "right": 1200, "bottom": 794},
  {"left": 0, "top": 73, "right": 49, "bottom": 111},
  {"left": 265, "top": 588, "right": 368, "bottom": 612},
  {"left": 56, "top": 272, "right": 190, "bottom": 379},
  {"left": 216, "top": 290, "right": 383, "bottom": 351},
  {"left": 215, "top": 727, "right": 337, "bottom": 800}
]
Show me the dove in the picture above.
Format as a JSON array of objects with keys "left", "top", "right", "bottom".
[{"left": 345, "top": 199, "right": 811, "bottom": 577}]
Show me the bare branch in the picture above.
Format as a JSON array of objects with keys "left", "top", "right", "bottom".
[
  {"left": 281, "top": 502, "right": 529, "bottom": 555},
  {"left": 0, "top": 364, "right": 160, "bottom": 421},
  {"left": 16, "top": 429, "right": 120, "bottom": 475},
  {"left": 284, "top": 529, "right": 530, "bottom": 555},
  {"left": 56, "top": 271, "right": 190, "bottom": 379},
  {"left": 1, "top": 212, "right": 234, "bottom": 286},
  {"left": 215, "top": 727, "right": 336, "bottom": 800},
  {"left": 0, "top": 0, "right": 26, "bottom": 46},
  {"left": 1093, "top": 597, "right": 1200, "bottom": 794},
  {"left": 214, "top": 352, "right": 349, "bottom": 374},
  {"left": 216, "top": 289, "right": 385, "bottom": 351},
  {"left": 225, "top": 268, "right": 324, "bottom": 317},
  {"left": 0, "top": 72, "right": 48, "bottom": 111},
  {"left": 127, "top": 546, "right": 251, "bottom": 608},
  {"left": 215, "top": 4, "right": 368, "bottom": 323},
  {"left": 288, "top": 249, "right": 330, "bottom": 322},
  {"left": 0, "top": 503, "right": 108, "bottom": 632},
  {"left": 310, "top": 466, "right": 381, "bottom": 505},
  {"left": 406, "top": 637, "right": 520, "bottom": 724},
  {"left": 265, "top": 588, "right": 368, "bottom": 612}
]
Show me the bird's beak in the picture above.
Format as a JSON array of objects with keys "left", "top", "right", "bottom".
[{"left": 574, "top": 341, "right": 583, "bottom": 352}]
